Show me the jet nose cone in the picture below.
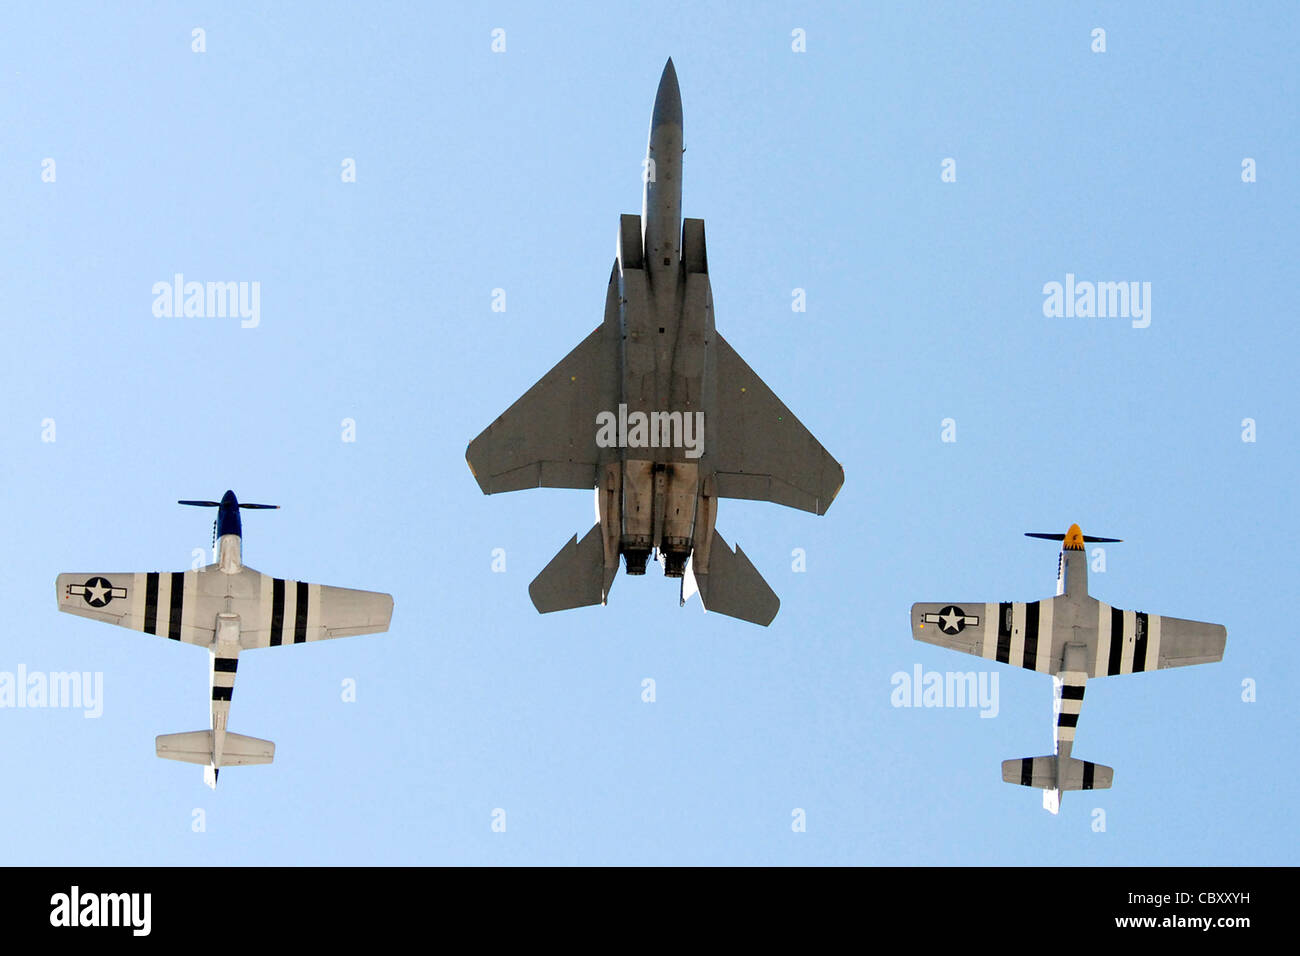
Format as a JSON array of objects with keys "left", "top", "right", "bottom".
[{"left": 652, "top": 58, "right": 682, "bottom": 129}]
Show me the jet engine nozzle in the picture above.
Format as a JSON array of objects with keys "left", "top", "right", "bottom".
[
  {"left": 623, "top": 549, "right": 651, "bottom": 575},
  {"left": 661, "top": 538, "right": 692, "bottom": 578}
]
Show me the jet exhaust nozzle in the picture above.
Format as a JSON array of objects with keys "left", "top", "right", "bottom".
[{"left": 623, "top": 549, "right": 651, "bottom": 575}]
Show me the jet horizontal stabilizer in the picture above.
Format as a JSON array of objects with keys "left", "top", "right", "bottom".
[
  {"left": 529, "top": 524, "right": 614, "bottom": 614},
  {"left": 693, "top": 530, "right": 779, "bottom": 627}
]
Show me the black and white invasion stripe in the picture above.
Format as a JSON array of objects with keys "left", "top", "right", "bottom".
[
  {"left": 1095, "top": 603, "right": 1162, "bottom": 675},
  {"left": 139, "top": 570, "right": 188, "bottom": 641},
  {"left": 980, "top": 600, "right": 1053, "bottom": 673}
]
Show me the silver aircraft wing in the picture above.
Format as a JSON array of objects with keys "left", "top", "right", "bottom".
[
  {"left": 1088, "top": 603, "right": 1226, "bottom": 676},
  {"left": 57, "top": 571, "right": 216, "bottom": 646},
  {"left": 466, "top": 269, "right": 621, "bottom": 495},
  {"left": 240, "top": 575, "right": 394, "bottom": 648},
  {"left": 709, "top": 332, "right": 843, "bottom": 515}
]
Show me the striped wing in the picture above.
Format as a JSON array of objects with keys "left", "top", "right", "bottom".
[
  {"left": 1087, "top": 603, "right": 1226, "bottom": 677},
  {"left": 911, "top": 600, "right": 1061, "bottom": 674},
  {"left": 911, "top": 599, "right": 1227, "bottom": 678},
  {"left": 56, "top": 571, "right": 216, "bottom": 645},
  {"left": 57, "top": 569, "right": 393, "bottom": 649},
  {"left": 241, "top": 574, "right": 394, "bottom": 649}
]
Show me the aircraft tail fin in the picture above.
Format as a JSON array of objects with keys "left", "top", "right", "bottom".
[
  {"left": 156, "top": 730, "right": 275, "bottom": 789},
  {"left": 1002, "top": 754, "right": 1113, "bottom": 813},
  {"left": 529, "top": 524, "right": 615, "bottom": 614},
  {"left": 691, "top": 529, "right": 780, "bottom": 626}
]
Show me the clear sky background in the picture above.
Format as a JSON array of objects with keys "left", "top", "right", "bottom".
[{"left": 2, "top": 2, "right": 1295, "bottom": 865}]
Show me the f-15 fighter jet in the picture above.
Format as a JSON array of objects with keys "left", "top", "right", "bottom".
[
  {"left": 467, "top": 60, "right": 843, "bottom": 627},
  {"left": 911, "top": 524, "right": 1226, "bottom": 812},
  {"left": 55, "top": 491, "right": 394, "bottom": 788}
]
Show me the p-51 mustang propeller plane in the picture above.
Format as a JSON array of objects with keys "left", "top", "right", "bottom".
[
  {"left": 911, "top": 524, "right": 1226, "bottom": 813},
  {"left": 56, "top": 491, "right": 394, "bottom": 788}
]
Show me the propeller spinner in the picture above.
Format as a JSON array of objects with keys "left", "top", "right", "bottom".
[{"left": 1025, "top": 524, "right": 1121, "bottom": 551}]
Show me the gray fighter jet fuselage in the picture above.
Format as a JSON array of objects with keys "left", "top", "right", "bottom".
[
  {"left": 467, "top": 59, "right": 843, "bottom": 626},
  {"left": 612, "top": 56, "right": 697, "bottom": 580}
]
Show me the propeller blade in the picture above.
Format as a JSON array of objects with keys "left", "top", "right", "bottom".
[
  {"left": 1083, "top": 535, "right": 1122, "bottom": 543},
  {"left": 178, "top": 500, "right": 221, "bottom": 507},
  {"left": 1024, "top": 532, "right": 1122, "bottom": 543},
  {"left": 238, "top": 503, "right": 280, "bottom": 510}
]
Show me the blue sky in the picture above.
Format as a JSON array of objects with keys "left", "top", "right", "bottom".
[{"left": 2, "top": 2, "right": 1295, "bottom": 864}]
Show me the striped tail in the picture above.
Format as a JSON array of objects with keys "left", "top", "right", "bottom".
[
  {"left": 1002, "top": 755, "right": 1114, "bottom": 791},
  {"left": 1001, "top": 755, "right": 1113, "bottom": 813},
  {"left": 1003, "top": 642, "right": 1113, "bottom": 813}
]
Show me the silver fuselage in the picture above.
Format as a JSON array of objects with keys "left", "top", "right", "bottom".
[{"left": 602, "top": 60, "right": 711, "bottom": 579}]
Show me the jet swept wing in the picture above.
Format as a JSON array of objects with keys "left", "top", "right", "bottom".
[{"left": 710, "top": 333, "right": 843, "bottom": 516}]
